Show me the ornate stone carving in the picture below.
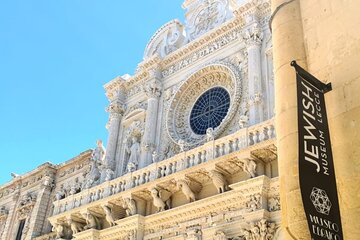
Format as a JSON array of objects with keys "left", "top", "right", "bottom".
[
  {"left": 81, "top": 141, "right": 104, "bottom": 189},
  {"left": 150, "top": 188, "right": 172, "bottom": 212},
  {"left": 268, "top": 195, "right": 280, "bottom": 211},
  {"left": 0, "top": 206, "right": 8, "bottom": 238},
  {"left": 102, "top": 204, "right": 116, "bottom": 227},
  {"left": 243, "top": 23, "right": 264, "bottom": 46},
  {"left": 209, "top": 170, "right": 228, "bottom": 193},
  {"left": 206, "top": 127, "right": 214, "bottom": 141},
  {"left": 52, "top": 223, "right": 67, "bottom": 239},
  {"left": 124, "top": 136, "right": 141, "bottom": 172},
  {"left": 19, "top": 192, "right": 37, "bottom": 208},
  {"left": 69, "top": 177, "right": 81, "bottom": 195},
  {"left": 82, "top": 211, "right": 101, "bottom": 230},
  {"left": 176, "top": 179, "right": 196, "bottom": 202},
  {"left": 106, "top": 99, "right": 126, "bottom": 119},
  {"left": 239, "top": 219, "right": 276, "bottom": 240},
  {"left": 184, "top": 0, "right": 232, "bottom": 41},
  {"left": 213, "top": 230, "right": 226, "bottom": 240},
  {"left": 166, "top": 63, "right": 242, "bottom": 147},
  {"left": 246, "top": 194, "right": 261, "bottom": 212},
  {"left": 144, "top": 20, "right": 187, "bottom": 59},
  {"left": 55, "top": 184, "right": 67, "bottom": 201},
  {"left": 67, "top": 218, "right": 84, "bottom": 234},
  {"left": 143, "top": 78, "right": 162, "bottom": 99},
  {"left": 122, "top": 197, "right": 137, "bottom": 216},
  {"left": 241, "top": 158, "right": 257, "bottom": 178}
]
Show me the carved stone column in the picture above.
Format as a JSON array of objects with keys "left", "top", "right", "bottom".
[
  {"left": 104, "top": 99, "right": 126, "bottom": 179},
  {"left": 244, "top": 22, "right": 264, "bottom": 126},
  {"left": 141, "top": 72, "right": 162, "bottom": 168}
]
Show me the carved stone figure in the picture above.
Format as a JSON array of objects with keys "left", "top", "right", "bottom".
[
  {"left": 69, "top": 178, "right": 81, "bottom": 195},
  {"left": 52, "top": 223, "right": 65, "bottom": 239},
  {"left": 243, "top": 23, "right": 264, "bottom": 45},
  {"left": 209, "top": 170, "right": 227, "bottom": 193},
  {"left": 102, "top": 204, "right": 116, "bottom": 227},
  {"left": 176, "top": 179, "right": 196, "bottom": 202},
  {"left": 82, "top": 212, "right": 100, "bottom": 230},
  {"left": 239, "top": 114, "right": 249, "bottom": 129},
  {"left": 125, "top": 136, "right": 141, "bottom": 170},
  {"left": 0, "top": 206, "right": 8, "bottom": 215},
  {"left": 19, "top": 192, "right": 36, "bottom": 206},
  {"left": 239, "top": 219, "right": 276, "bottom": 240},
  {"left": 246, "top": 194, "right": 261, "bottom": 212},
  {"left": 214, "top": 230, "right": 226, "bottom": 240},
  {"left": 123, "top": 197, "right": 137, "bottom": 216},
  {"left": 178, "top": 139, "right": 185, "bottom": 152},
  {"left": 206, "top": 127, "right": 214, "bottom": 141},
  {"left": 242, "top": 158, "right": 257, "bottom": 178},
  {"left": 91, "top": 140, "right": 106, "bottom": 163},
  {"left": 152, "top": 151, "right": 158, "bottom": 163},
  {"left": 82, "top": 154, "right": 101, "bottom": 189},
  {"left": 67, "top": 218, "right": 83, "bottom": 235},
  {"left": 268, "top": 196, "right": 280, "bottom": 211},
  {"left": 104, "top": 168, "right": 114, "bottom": 181},
  {"left": 150, "top": 188, "right": 171, "bottom": 212}
]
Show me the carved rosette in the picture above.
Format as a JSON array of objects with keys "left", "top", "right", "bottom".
[
  {"left": 166, "top": 62, "right": 242, "bottom": 146},
  {"left": 143, "top": 78, "right": 162, "bottom": 99}
]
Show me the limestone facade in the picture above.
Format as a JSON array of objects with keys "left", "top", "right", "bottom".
[{"left": 0, "top": 0, "right": 283, "bottom": 239}]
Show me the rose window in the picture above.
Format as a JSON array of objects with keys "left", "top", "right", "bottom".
[{"left": 190, "top": 87, "right": 230, "bottom": 135}]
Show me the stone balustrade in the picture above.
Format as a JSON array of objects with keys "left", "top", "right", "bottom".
[{"left": 52, "top": 118, "right": 275, "bottom": 216}]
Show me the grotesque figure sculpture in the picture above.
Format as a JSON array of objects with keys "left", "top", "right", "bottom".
[
  {"left": 150, "top": 188, "right": 172, "bottom": 212},
  {"left": 123, "top": 197, "right": 137, "bottom": 216},
  {"left": 102, "top": 204, "right": 116, "bottom": 227},
  {"left": 209, "top": 170, "right": 228, "bottom": 193},
  {"left": 176, "top": 179, "right": 196, "bottom": 202}
]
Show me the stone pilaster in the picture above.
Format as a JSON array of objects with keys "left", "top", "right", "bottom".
[
  {"left": 244, "top": 22, "right": 264, "bottom": 126},
  {"left": 140, "top": 70, "right": 162, "bottom": 168},
  {"left": 27, "top": 174, "right": 55, "bottom": 239},
  {"left": 104, "top": 99, "right": 126, "bottom": 173}
]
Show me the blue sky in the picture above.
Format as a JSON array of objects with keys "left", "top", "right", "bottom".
[{"left": 0, "top": 0, "right": 184, "bottom": 185}]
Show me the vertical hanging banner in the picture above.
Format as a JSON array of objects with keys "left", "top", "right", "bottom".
[{"left": 291, "top": 61, "right": 343, "bottom": 240}]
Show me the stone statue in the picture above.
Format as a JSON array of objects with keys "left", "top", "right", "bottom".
[
  {"left": 83, "top": 212, "right": 100, "bottom": 230},
  {"left": 150, "top": 188, "right": 172, "bottom": 212},
  {"left": 176, "top": 179, "right": 196, "bottom": 202},
  {"left": 152, "top": 151, "right": 158, "bottom": 163},
  {"left": 123, "top": 197, "right": 137, "bottom": 216},
  {"left": 125, "top": 136, "right": 141, "bottom": 170},
  {"left": 178, "top": 139, "right": 185, "bottom": 152},
  {"left": 102, "top": 205, "right": 116, "bottom": 227},
  {"left": 239, "top": 114, "right": 249, "bottom": 129},
  {"left": 242, "top": 158, "right": 257, "bottom": 178},
  {"left": 104, "top": 168, "right": 114, "bottom": 181},
  {"left": 209, "top": 170, "right": 227, "bottom": 193},
  {"left": 91, "top": 140, "right": 106, "bottom": 163},
  {"left": 52, "top": 223, "right": 65, "bottom": 239},
  {"left": 69, "top": 178, "right": 81, "bottom": 195},
  {"left": 67, "top": 218, "right": 83, "bottom": 234},
  {"left": 206, "top": 127, "right": 214, "bottom": 141}
]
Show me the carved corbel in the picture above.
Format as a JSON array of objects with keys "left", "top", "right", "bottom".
[
  {"left": 101, "top": 204, "right": 116, "bottom": 227},
  {"left": 207, "top": 169, "right": 228, "bottom": 194},
  {"left": 149, "top": 187, "right": 172, "bottom": 212},
  {"left": 67, "top": 216, "right": 85, "bottom": 235},
  {"left": 121, "top": 196, "right": 138, "bottom": 217},
  {"left": 81, "top": 210, "right": 101, "bottom": 230}
]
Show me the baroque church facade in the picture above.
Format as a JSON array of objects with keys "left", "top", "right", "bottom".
[{"left": 2, "top": 0, "right": 290, "bottom": 239}]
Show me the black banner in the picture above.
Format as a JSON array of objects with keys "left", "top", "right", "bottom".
[{"left": 291, "top": 61, "right": 343, "bottom": 240}]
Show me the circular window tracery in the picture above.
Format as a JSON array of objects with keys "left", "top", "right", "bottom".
[
  {"left": 190, "top": 87, "right": 230, "bottom": 135},
  {"left": 166, "top": 63, "right": 242, "bottom": 147}
]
